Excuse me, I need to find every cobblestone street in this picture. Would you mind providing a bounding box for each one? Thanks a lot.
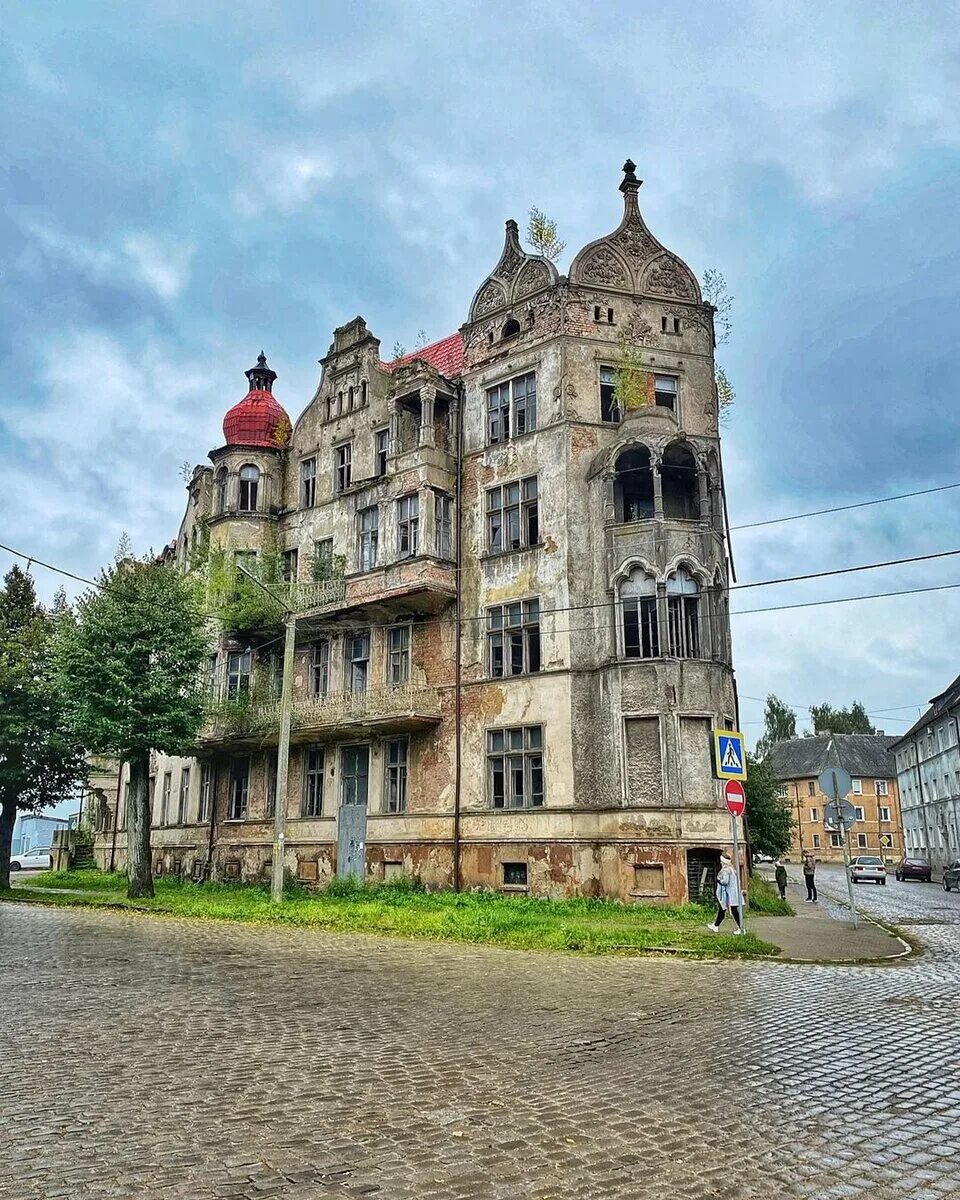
[2,875,959,1200]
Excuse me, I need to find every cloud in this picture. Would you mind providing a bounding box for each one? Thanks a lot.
[232,146,339,218]
[120,233,194,301]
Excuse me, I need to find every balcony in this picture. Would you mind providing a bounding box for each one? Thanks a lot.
[200,685,443,746]
[276,577,347,616]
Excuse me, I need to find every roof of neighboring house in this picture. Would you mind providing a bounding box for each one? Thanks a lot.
[891,671,960,747]
[383,332,464,379]
[768,734,898,781]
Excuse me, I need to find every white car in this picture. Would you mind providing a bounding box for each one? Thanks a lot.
[849,855,886,885]
[9,847,52,871]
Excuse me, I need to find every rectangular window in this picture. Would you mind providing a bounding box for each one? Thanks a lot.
[486,476,539,553]
[939,726,948,751]
[879,806,891,822]
[385,738,408,813]
[374,427,390,477]
[875,779,888,796]
[397,494,420,558]
[435,492,453,559]
[228,757,249,820]
[335,442,352,492]
[932,778,939,800]
[776,784,787,799]
[486,372,537,444]
[855,806,865,821]
[488,599,541,677]
[810,807,819,822]
[852,778,863,795]
[502,861,528,887]
[358,506,379,571]
[177,768,190,825]
[654,374,678,410]
[198,764,213,823]
[310,640,330,698]
[226,649,252,699]
[313,538,334,580]
[857,833,868,849]
[661,315,683,335]
[265,755,277,819]
[303,747,324,817]
[387,625,411,686]
[599,366,621,423]
[830,832,843,848]
[667,592,700,659]
[487,725,544,809]
[206,653,219,696]
[812,833,821,848]
[282,548,299,582]
[300,457,317,507]
[160,772,172,825]
[623,594,659,659]
[347,631,370,693]
[340,745,370,806]
[808,781,816,796]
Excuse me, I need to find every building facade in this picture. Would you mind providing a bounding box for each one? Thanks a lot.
[892,673,960,877]
[95,162,740,903]
[769,735,903,863]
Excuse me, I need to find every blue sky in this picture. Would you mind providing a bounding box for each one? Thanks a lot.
[2,0,960,747]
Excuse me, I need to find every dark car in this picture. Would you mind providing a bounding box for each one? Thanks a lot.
[896,857,932,883]
[943,860,960,892]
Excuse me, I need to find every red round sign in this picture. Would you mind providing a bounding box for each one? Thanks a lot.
[724,779,746,816]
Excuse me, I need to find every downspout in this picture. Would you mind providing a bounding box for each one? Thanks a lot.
[452,386,464,892]
[108,762,123,872]
[206,762,218,880]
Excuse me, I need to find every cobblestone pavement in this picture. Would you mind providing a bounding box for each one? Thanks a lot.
[2,880,959,1200]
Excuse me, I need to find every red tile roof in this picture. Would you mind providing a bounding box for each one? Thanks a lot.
[383,332,464,379]
[223,389,292,448]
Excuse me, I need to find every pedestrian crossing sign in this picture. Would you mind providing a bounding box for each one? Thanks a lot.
[713,729,747,781]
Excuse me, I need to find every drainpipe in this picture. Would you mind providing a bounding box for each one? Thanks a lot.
[452,387,464,892]
[206,762,218,879]
[108,762,123,873]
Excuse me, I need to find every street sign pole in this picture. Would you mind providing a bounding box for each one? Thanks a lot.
[833,776,859,930]
[730,810,745,935]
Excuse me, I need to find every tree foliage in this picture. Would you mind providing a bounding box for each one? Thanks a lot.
[0,566,87,888]
[744,753,793,858]
[754,693,798,759]
[809,701,876,735]
[526,207,566,262]
[701,268,735,423]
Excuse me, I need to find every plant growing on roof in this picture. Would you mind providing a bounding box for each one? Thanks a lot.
[526,207,566,262]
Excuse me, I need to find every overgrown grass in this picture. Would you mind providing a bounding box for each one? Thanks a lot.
[9,869,783,958]
[748,874,794,916]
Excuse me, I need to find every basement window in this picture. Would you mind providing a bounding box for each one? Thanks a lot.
[503,862,528,887]
[633,863,665,893]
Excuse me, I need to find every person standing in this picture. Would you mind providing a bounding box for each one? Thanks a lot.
[802,851,817,902]
[774,859,788,901]
[707,853,744,935]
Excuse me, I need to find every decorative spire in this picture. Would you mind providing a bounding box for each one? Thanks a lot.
[495,219,525,279]
[619,158,642,220]
[245,350,276,394]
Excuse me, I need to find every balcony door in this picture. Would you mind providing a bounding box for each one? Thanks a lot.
[337,745,369,879]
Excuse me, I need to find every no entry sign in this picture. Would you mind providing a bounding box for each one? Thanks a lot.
[724,779,746,816]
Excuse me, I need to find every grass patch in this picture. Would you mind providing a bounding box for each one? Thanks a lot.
[9,869,782,958]
[748,874,794,916]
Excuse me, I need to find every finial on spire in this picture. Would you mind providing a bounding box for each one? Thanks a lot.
[619,158,642,194]
[246,351,277,393]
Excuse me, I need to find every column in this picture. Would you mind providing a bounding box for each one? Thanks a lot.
[419,385,436,448]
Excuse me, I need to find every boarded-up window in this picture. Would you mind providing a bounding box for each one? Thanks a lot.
[624,717,663,804]
[383,861,404,881]
[633,863,665,893]
[297,859,319,882]
[680,717,714,807]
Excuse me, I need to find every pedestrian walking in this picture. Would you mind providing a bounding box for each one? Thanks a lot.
[774,859,788,901]
[802,851,817,902]
[707,854,744,935]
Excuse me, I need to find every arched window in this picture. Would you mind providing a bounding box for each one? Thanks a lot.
[614,447,654,522]
[360,380,368,407]
[662,444,699,520]
[666,567,700,658]
[238,464,260,512]
[501,318,521,339]
[348,385,355,410]
[214,467,227,514]
[620,568,659,659]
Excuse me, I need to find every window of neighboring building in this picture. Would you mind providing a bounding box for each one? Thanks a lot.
[666,568,701,659]
[852,778,863,795]
[300,457,317,507]
[310,640,330,698]
[387,625,411,686]
[385,738,408,813]
[346,632,370,693]
[228,758,249,820]
[486,372,537,444]
[808,781,816,796]
[939,726,948,751]
[857,833,868,849]
[160,772,172,825]
[375,428,389,477]
[776,784,787,799]
[855,806,865,821]
[810,807,819,822]
[486,476,539,553]
[654,374,678,410]
[335,442,352,492]
[397,494,420,558]
[238,464,260,512]
[830,832,843,848]
[358,506,379,571]
[265,755,277,819]
[488,725,544,809]
[488,599,541,677]
[875,779,888,796]
[303,747,324,817]
[879,806,891,822]
[621,568,659,659]
[177,768,190,825]
[599,366,621,423]
[435,492,453,559]
[226,649,252,699]
[282,548,299,582]
[215,467,228,514]
[812,833,821,848]
[198,764,213,824]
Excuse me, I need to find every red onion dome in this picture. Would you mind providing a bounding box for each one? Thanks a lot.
[222,352,291,448]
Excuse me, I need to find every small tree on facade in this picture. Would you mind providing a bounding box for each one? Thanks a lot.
[701,268,735,422]
[526,207,566,262]
[744,753,793,858]
[0,566,87,890]
[54,551,208,898]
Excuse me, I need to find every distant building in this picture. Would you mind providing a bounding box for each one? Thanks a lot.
[768,735,903,863]
[12,812,78,855]
[891,674,960,876]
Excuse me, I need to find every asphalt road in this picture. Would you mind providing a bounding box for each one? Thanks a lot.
[2,872,958,1200]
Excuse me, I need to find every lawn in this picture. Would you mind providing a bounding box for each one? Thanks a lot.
[6,870,784,958]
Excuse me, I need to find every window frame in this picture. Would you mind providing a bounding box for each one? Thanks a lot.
[265,755,278,819]
[374,427,390,478]
[397,493,420,559]
[346,631,371,694]
[226,648,252,700]
[851,778,863,795]
[599,365,621,423]
[334,442,353,493]
[198,763,213,824]
[310,639,330,698]
[228,757,249,821]
[654,373,679,410]
[357,505,379,571]
[387,624,411,687]
[238,464,260,512]
[485,371,537,445]
[435,491,453,559]
[487,725,544,810]
[177,768,190,826]
[879,805,891,822]
[160,771,172,825]
[486,476,539,554]
[282,548,299,583]
[384,737,409,814]
[666,568,701,659]
[300,457,317,508]
[302,746,325,817]
[488,599,541,678]
[875,779,888,796]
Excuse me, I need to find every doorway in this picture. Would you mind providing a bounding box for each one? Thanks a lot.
[337,745,369,880]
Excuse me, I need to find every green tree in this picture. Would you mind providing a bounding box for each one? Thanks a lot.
[744,753,793,858]
[54,551,208,898]
[754,693,798,759]
[809,701,876,735]
[701,268,735,421]
[526,207,566,262]
[0,566,86,889]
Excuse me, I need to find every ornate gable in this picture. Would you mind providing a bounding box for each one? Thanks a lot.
[467,219,559,323]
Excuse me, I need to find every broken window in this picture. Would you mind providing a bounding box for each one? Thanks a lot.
[600,366,621,423]
[614,447,654,521]
[387,625,411,686]
[301,747,324,817]
[488,599,541,677]
[385,738,408,813]
[300,457,317,507]
[310,640,330,698]
[228,757,249,820]
[661,443,699,520]
[357,506,379,571]
[620,568,659,659]
[397,494,420,558]
[265,755,277,819]
[215,467,228,514]
[198,763,213,823]
[435,492,453,558]
[666,568,701,659]
[486,372,537,444]
[501,318,521,339]
[374,428,389,477]
[313,538,334,580]
[340,745,369,806]
[282,548,298,582]
[335,442,352,492]
[238,464,260,512]
[502,861,528,886]
[177,768,190,825]
[654,373,678,409]
[486,476,539,553]
[488,726,544,809]
[346,631,370,693]
[226,648,252,699]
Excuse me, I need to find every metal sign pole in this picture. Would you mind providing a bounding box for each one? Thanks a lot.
[833,774,858,929]
[731,811,745,935]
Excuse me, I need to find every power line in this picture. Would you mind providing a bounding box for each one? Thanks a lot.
[731,481,960,531]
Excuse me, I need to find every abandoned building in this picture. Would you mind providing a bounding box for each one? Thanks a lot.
[93,161,740,903]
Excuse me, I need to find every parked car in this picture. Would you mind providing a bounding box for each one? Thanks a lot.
[8,847,52,871]
[943,861,960,892]
[895,857,932,883]
[849,855,887,884]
